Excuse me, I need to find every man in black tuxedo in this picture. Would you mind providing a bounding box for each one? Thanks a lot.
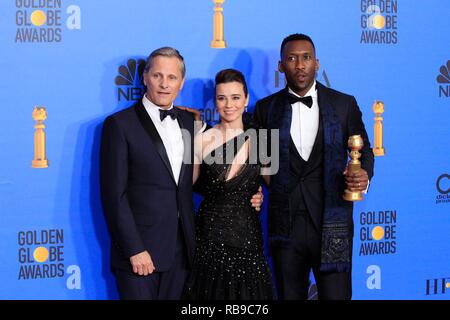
[101,47,263,300]
[254,34,374,300]
[100,47,194,300]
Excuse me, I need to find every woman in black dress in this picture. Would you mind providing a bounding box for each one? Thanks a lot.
[183,69,273,300]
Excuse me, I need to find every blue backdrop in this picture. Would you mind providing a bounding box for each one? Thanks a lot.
[1,0,449,299]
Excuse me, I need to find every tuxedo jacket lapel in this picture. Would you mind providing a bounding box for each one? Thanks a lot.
[176,109,192,185]
[134,101,176,184]
[316,82,343,149]
[288,135,305,178]
[316,81,347,198]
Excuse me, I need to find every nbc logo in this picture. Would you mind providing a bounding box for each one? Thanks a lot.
[437,60,450,98]
[115,59,146,103]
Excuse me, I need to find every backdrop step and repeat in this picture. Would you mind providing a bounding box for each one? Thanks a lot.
[0,0,449,300]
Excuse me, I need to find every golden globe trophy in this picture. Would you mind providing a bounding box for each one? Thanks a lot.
[211,0,226,48]
[373,100,385,156]
[32,106,49,168]
[343,135,363,201]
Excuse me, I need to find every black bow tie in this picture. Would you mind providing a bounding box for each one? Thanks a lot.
[159,108,178,121]
[286,93,313,108]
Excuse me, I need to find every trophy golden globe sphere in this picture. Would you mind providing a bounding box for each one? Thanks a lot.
[32,107,47,121]
[372,101,384,114]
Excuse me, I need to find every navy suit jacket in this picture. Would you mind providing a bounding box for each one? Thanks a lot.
[254,82,374,239]
[100,100,195,272]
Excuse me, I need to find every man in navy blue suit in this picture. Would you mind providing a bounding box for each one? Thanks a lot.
[254,34,374,300]
[100,47,262,300]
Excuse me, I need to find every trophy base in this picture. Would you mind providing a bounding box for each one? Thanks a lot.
[32,159,48,168]
[343,190,363,202]
[211,40,226,48]
[373,147,385,156]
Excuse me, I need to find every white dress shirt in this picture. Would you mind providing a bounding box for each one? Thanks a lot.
[142,95,184,185]
[288,84,370,193]
[289,81,319,161]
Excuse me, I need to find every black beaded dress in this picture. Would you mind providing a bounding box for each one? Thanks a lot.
[183,130,273,300]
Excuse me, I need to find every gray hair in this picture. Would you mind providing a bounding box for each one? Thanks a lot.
[143,47,186,78]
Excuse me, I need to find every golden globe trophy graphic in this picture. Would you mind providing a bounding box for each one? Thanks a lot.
[373,100,385,156]
[343,135,363,201]
[32,106,49,168]
[211,0,226,48]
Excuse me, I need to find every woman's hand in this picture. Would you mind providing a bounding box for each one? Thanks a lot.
[250,186,264,212]
[176,106,202,121]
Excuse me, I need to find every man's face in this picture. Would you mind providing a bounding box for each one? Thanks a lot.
[143,56,185,109]
[279,40,319,96]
